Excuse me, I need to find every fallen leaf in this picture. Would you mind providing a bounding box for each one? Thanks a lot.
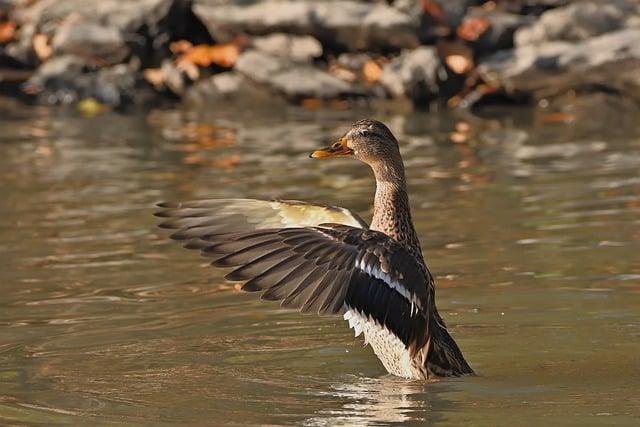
[449,132,468,144]
[169,40,193,54]
[328,63,357,82]
[211,154,241,170]
[330,99,349,110]
[176,42,239,69]
[301,98,323,109]
[421,0,445,21]
[143,68,165,89]
[457,17,491,41]
[455,121,471,133]
[77,98,108,116]
[33,33,52,61]
[445,54,474,74]
[540,112,576,124]
[0,21,16,43]
[176,60,199,81]
[362,59,382,83]
[482,1,497,11]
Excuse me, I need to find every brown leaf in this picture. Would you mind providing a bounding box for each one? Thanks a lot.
[445,54,474,74]
[143,68,165,89]
[455,121,471,133]
[301,98,323,109]
[176,42,239,69]
[33,33,52,61]
[362,59,382,83]
[540,112,576,124]
[212,154,241,170]
[457,17,491,41]
[169,40,193,55]
[449,132,468,144]
[328,62,357,82]
[0,21,16,43]
[421,0,445,21]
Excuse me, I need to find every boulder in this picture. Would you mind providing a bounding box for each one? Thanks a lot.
[515,0,640,46]
[234,49,365,100]
[479,28,640,100]
[380,46,440,102]
[5,0,176,66]
[251,33,322,62]
[51,20,128,65]
[462,10,533,54]
[22,54,138,105]
[193,0,419,51]
[183,71,285,106]
[336,53,374,72]
[10,0,175,34]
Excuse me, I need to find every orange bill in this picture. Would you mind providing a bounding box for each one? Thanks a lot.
[309,137,353,158]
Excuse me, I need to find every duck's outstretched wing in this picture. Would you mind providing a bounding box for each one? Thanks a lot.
[156,210,433,358]
[155,199,367,244]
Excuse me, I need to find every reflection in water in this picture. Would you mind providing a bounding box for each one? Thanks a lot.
[0,105,639,425]
[307,376,439,426]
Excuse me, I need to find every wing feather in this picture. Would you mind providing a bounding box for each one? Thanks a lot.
[156,202,433,355]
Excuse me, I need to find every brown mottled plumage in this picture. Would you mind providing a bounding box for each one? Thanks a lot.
[155,119,473,380]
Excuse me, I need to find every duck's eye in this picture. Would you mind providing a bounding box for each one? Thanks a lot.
[332,142,342,149]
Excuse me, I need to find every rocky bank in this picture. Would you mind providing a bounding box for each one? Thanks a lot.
[0,0,639,111]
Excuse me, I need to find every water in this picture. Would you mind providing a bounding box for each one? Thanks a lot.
[1,100,639,425]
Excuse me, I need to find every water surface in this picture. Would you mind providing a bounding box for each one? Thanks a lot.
[1,101,639,425]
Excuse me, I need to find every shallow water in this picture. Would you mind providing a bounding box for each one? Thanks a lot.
[1,101,639,426]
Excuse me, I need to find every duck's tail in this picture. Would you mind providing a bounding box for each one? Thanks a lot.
[426,319,474,377]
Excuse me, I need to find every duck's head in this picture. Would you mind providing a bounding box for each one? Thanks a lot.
[310,119,401,167]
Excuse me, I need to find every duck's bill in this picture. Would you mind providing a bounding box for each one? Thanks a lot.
[309,138,353,158]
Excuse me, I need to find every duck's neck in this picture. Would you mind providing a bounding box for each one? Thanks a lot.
[370,160,423,261]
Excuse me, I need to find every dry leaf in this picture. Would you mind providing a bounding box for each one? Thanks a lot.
[212,154,241,170]
[143,68,165,89]
[328,62,357,82]
[176,42,239,69]
[301,98,323,109]
[170,40,193,54]
[445,54,473,74]
[455,121,471,133]
[330,99,349,110]
[77,97,108,116]
[33,33,52,61]
[0,21,16,43]
[362,59,382,83]
[540,112,576,124]
[457,17,491,41]
[449,132,468,144]
[421,0,445,21]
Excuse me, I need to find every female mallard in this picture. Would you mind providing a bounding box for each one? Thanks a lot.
[155,119,474,380]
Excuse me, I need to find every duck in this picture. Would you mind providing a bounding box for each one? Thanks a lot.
[155,119,474,380]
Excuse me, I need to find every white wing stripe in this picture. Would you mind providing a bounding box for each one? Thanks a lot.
[355,256,421,311]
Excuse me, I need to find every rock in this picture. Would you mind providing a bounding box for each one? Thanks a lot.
[0,0,16,15]
[515,0,640,46]
[336,53,373,71]
[153,58,186,96]
[462,10,533,54]
[183,71,284,106]
[251,33,322,62]
[22,54,138,105]
[5,0,176,66]
[11,0,175,34]
[77,62,137,106]
[51,20,128,65]
[22,54,87,99]
[380,47,440,102]
[479,28,640,101]
[193,0,419,51]
[234,49,365,100]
